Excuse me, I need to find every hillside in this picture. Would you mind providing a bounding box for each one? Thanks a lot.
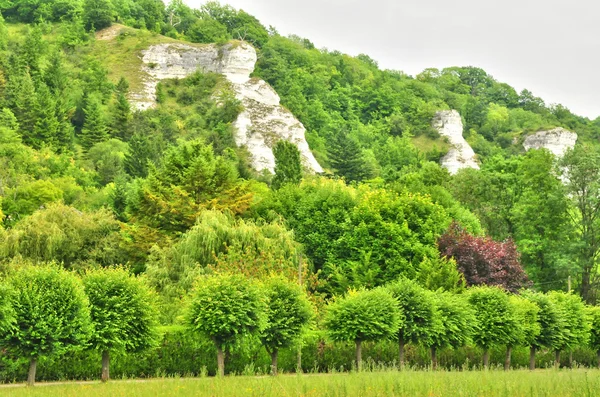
[1,0,600,310]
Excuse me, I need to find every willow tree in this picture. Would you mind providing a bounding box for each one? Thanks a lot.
[146,210,301,305]
[386,278,437,367]
[0,266,91,386]
[521,291,564,370]
[324,288,401,371]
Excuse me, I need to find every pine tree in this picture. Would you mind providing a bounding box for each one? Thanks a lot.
[54,95,75,152]
[0,12,8,51]
[124,133,151,178]
[33,82,59,148]
[110,92,132,140]
[327,131,372,183]
[272,140,302,190]
[116,77,129,95]
[81,96,108,151]
[12,72,37,145]
[44,50,68,94]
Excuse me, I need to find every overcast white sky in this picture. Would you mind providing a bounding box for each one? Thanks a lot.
[186,0,599,120]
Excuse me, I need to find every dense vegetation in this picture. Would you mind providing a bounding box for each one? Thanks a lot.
[1,0,600,383]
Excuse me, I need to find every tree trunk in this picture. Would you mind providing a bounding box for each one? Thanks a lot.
[582,265,591,304]
[297,345,302,374]
[504,346,512,371]
[569,351,573,368]
[482,348,490,369]
[398,335,405,368]
[529,346,536,370]
[597,350,600,369]
[430,346,438,370]
[27,358,37,387]
[101,350,110,382]
[555,350,561,369]
[270,349,279,376]
[217,346,225,377]
[355,340,362,371]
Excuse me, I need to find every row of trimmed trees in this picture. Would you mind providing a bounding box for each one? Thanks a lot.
[2,267,600,385]
[324,278,597,371]
[0,267,313,385]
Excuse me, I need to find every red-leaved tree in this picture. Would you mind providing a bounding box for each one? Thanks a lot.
[438,223,530,292]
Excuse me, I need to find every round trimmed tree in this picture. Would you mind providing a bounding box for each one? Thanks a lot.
[324,288,401,371]
[521,291,564,370]
[467,286,517,368]
[426,292,475,369]
[0,266,91,386]
[504,295,540,370]
[548,291,590,368]
[185,273,265,377]
[260,276,313,375]
[386,278,437,367]
[83,267,159,382]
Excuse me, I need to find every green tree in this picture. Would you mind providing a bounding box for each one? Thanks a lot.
[184,273,265,377]
[504,295,540,370]
[32,82,59,148]
[426,292,475,369]
[327,131,372,183]
[467,286,518,368]
[386,278,437,367]
[260,276,313,375]
[110,92,132,140]
[522,291,565,370]
[548,291,590,367]
[561,145,600,303]
[587,306,600,368]
[324,288,401,371]
[0,283,15,335]
[272,140,302,190]
[124,132,151,178]
[87,138,129,185]
[81,95,109,151]
[83,0,113,31]
[0,265,91,386]
[83,267,159,382]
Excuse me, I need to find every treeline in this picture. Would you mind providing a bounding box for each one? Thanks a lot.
[2,265,600,385]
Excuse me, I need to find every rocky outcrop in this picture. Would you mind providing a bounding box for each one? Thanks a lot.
[523,128,577,157]
[433,110,479,174]
[133,42,323,173]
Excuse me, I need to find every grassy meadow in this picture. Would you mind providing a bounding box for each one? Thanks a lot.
[2,369,600,397]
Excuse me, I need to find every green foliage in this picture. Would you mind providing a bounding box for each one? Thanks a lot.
[428,292,475,350]
[0,265,91,360]
[87,138,129,185]
[83,0,113,31]
[385,278,437,346]
[548,291,590,352]
[324,287,401,343]
[271,140,302,190]
[260,276,313,353]
[185,273,265,350]
[0,282,15,334]
[467,286,518,350]
[327,131,373,183]
[417,255,465,293]
[521,291,564,351]
[83,267,159,354]
[1,203,124,269]
[507,295,541,348]
[81,95,109,151]
[587,306,600,353]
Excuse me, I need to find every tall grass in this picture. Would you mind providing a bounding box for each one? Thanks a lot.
[3,369,600,397]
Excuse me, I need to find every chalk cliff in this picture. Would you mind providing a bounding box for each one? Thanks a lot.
[132,42,323,173]
[432,110,479,174]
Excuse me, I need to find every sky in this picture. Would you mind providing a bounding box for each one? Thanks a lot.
[185,0,600,120]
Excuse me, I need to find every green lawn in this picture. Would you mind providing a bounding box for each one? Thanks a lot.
[2,369,600,397]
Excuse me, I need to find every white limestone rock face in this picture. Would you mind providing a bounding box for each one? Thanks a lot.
[134,42,323,173]
[433,110,479,175]
[523,128,577,157]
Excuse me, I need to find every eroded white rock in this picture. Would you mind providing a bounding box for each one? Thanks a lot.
[133,42,322,173]
[433,110,479,175]
[523,128,577,157]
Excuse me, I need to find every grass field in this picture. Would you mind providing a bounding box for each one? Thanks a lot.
[2,369,600,397]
